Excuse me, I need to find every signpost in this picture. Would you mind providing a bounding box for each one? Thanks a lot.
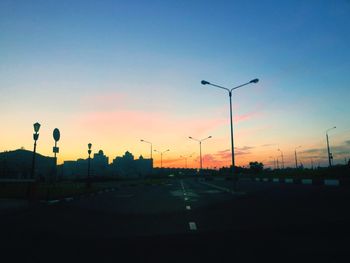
[53,128,60,181]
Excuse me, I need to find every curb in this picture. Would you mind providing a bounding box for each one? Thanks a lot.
[255,177,342,187]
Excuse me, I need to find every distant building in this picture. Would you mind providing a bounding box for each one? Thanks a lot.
[92,150,109,176]
[62,150,109,179]
[0,149,55,180]
[111,151,152,178]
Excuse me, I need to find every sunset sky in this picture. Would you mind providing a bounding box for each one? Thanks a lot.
[1,1,349,169]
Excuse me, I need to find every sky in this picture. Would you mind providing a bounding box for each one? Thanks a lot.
[1,0,350,169]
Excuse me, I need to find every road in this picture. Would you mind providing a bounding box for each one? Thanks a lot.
[1,177,349,262]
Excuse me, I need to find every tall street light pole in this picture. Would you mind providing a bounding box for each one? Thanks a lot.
[294,145,301,169]
[140,139,153,160]
[154,149,169,168]
[31,122,41,179]
[277,148,284,169]
[326,126,336,167]
[87,143,92,188]
[189,136,212,171]
[201,78,259,187]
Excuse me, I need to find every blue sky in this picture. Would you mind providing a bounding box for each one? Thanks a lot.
[1,0,349,167]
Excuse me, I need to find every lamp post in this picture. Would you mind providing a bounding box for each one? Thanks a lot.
[294,145,301,169]
[188,136,212,171]
[269,156,276,170]
[140,139,153,160]
[31,122,41,179]
[53,128,60,181]
[201,78,259,186]
[87,143,92,188]
[154,149,169,168]
[277,148,284,169]
[326,126,336,167]
[180,154,193,169]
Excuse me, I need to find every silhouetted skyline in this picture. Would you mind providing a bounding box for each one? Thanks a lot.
[1,1,349,168]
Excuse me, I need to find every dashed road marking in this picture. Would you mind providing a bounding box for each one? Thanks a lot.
[302,179,312,185]
[184,197,188,201]
[186,205,191,210]
[324,179,339,186]
[64,197,74,202]
[48,200,60,205]
[189,222,197,231]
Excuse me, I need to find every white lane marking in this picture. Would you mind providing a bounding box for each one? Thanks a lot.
[272,178,279,183]
[285,178,294,184]
[189,222,197,231]
[64,197,74,202]
[302,179,312,185]
[255,178,260,182]
[263,178,269,182]
[48,200,60,205]
[324,179,339,186]
[186,205,191,210]
[184,197,188,201]
[184,192,187,195]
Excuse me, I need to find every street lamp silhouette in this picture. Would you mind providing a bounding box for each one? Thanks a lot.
[326,126,336,167]
[87,143,92,188]
[52,128,60,181]
[31,122,41,179]
[269,156,276,170]
[189,136,212,171]
[154,149,169,168]
[180,154,193,169]
[294,145,301,169]
[140,139,153,160]
[201,78,259,186]
[277,148,284,169]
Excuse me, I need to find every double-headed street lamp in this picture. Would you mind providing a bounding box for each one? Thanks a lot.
[189,136,212,171]
[140,139,153,160]
[201,78,259,184]
[31,122,41,179]
[179,154,193,169]
[277,148,285,169]
[326,126,336,167]
[294,145,301,169]
[154,149,169,168]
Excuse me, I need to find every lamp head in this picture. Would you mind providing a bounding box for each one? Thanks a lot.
[250,78,259,83]
[88,143,92,150]
[201,80,210,85]
[140,139,144,142]
[33,122,41,133]
[208,136,212,138]
[189,136,192,139]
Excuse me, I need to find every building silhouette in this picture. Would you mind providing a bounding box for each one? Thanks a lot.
[0,149,55,180]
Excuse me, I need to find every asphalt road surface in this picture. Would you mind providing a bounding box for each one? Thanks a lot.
[1,178,349,262]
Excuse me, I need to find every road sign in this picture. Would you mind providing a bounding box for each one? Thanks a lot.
[53,128,60,142]
[53,146,59,153]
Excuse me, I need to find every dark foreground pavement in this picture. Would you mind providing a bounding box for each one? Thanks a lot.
[1,178,349,262]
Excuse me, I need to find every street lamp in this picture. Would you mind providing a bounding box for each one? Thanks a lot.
[140,139,153,160]
[52,128,60,182]
[277,148,284,169]
[201,78,259,186]
[31,122,41,179]
[294,145,301,169]
[154,149,169,168]
[189,136,212,171]
[87,143,92,188]
[326,126,336,167]
[180,154,193,169]
[269,156,276,170]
